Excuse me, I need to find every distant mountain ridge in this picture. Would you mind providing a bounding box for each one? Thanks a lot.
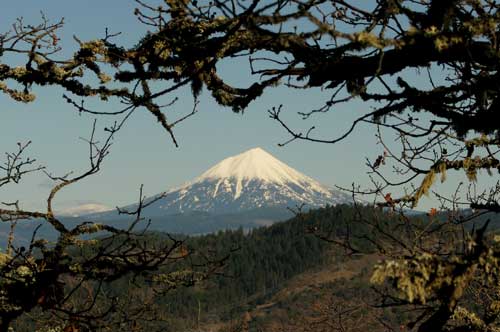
[98,147,352,218]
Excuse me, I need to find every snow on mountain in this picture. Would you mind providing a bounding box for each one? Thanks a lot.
[138,147,352,215]
[58,203,112,217]
[194,147,331,199]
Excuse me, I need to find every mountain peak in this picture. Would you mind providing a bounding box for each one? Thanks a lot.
[242,147,268,156]
[197,147,305,183]
[192,147,330,199]
[243,146,266,152]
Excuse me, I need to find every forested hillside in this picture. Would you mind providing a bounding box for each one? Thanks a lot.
[13,202,495,331]
[12,204,390,331]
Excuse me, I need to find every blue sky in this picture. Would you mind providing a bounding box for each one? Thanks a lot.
[0,1,468,213]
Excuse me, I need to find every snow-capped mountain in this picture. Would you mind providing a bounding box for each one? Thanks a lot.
[134,147,351,215]
[0,148,354,245]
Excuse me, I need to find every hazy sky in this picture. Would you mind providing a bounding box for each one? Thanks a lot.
[0,1,467,213]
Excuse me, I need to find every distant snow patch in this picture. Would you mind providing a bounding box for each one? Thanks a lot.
[58,203,112,217]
